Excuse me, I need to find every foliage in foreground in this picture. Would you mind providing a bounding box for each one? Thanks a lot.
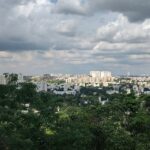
[0,83,150,150]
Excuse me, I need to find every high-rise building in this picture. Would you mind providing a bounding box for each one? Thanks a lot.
[90,71,112,78]
[18,73,24,83]
[0,75,7,85]
[90,71,101,78]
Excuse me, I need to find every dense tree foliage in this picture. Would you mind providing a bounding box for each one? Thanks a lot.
[0,84,150,149]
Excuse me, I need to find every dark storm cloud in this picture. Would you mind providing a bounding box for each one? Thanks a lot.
[54,0,150,22]
[88,0,150,22]
[1,0,150,23]
[0,40,48,51]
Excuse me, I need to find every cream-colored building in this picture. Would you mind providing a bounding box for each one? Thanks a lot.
[66,71,113,86]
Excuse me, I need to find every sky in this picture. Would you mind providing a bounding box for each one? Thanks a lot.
[0,0,150,75]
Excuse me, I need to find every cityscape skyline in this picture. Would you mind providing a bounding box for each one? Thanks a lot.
[0,0,150,74]
[0,70,150,77]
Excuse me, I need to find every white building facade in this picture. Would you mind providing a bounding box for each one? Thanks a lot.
[0,75,7,85]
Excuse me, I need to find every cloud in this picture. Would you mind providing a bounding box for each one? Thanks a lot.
[87,0,150,22]
[50,0,150,22]
[0,0,93,51]
[0,51,12,59]
[52,0,86,15]
[129,54,150,61]
[55,20,77,36]
[49,0,150,22]
[96,15,150,43]
[0,0,150,74]
[0,0,52,51]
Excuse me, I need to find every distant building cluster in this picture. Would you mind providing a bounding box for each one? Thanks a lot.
[66,71,113,87]
[90,71,112,78]
[34,81,80,95]
[1,71,150,96]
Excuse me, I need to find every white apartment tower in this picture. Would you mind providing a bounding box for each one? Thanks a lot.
[0,75,7,85]
[17,73,24,83]
[90,71,112,78]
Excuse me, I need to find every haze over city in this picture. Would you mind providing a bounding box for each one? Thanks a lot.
[0,0,150,75]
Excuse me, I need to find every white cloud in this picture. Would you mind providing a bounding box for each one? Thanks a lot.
[96,15,150,43]
[129,54,150,60]
[0,51,12,58]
